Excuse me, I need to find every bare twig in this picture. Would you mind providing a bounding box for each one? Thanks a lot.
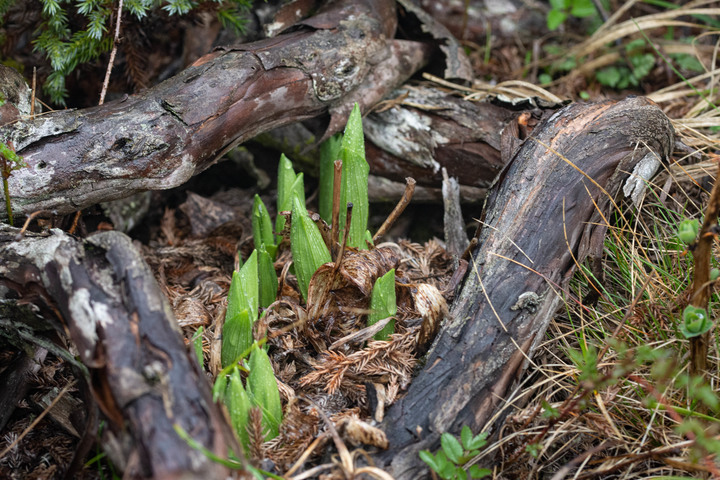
[372,177,416,243]
[99,0,124,105]
[689,156,720,376]
[331,160,342,258]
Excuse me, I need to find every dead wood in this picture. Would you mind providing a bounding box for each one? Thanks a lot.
[377,96,676,479]
[0,226,242,479]
[0,0,428,219]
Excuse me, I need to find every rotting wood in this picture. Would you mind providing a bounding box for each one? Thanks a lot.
[0,226,244,479]
[376,96,676,479]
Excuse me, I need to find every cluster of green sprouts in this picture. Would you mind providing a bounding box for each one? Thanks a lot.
[677,218,715,339]
[208,104,401,458]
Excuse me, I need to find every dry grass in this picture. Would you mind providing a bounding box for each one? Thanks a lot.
[468,12,720,476]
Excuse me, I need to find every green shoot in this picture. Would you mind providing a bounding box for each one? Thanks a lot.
[227,250,259,322]
[290,195,331,300]
[226,366,252,450]
[319,133,342,223]
[368,268,397,340]
[252,194,276,258]
[221,309,253,369]
[275,154,305,243]
[257,245,278,310]
[338,103,370,249]
[247,344,283,441]
[0,141,26,226]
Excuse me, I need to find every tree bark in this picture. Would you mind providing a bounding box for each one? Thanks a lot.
[1,0,428,219]
[0,227,243,479]
[377,96,676,479]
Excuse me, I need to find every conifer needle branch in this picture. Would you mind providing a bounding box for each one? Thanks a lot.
[99,0,124,106]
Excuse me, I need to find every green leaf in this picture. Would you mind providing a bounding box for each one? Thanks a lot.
[466,431,488,451]
[541,399,560,419]
[319,133,342,223]
[630,53,655,80]
[549,0,567,9]
[419,450,440,473]
[468,465,492,478]
[711,268,719,281]
[212,373,227,403]
[678,219,699,245]
[680,305,712,339]
[570,0,597,17]
[338,103,370,249]
[671,53,704,73]
[547,10,567,30]
[440,433,463,465]
[226,367,252,450]
[192,326,204,369]
[596,66,621,88]
[460,425,473,451]
[221,309,253,368]
[252,194,275,253]
[368,269,396,340]
[290,195,332,300]
[257,246,279,309]
[247,345,283,440]
[227,250,259,322]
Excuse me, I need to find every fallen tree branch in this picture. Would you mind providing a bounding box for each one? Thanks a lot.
[0,227,241,478]
[377,96,676,479]
[0,0,428,219]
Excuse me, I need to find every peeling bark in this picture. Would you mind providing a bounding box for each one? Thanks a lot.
[377,96,676,479]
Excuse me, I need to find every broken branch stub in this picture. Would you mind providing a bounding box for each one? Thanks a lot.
[378,97,675,479]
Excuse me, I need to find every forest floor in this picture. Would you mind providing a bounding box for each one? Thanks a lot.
[1,1,720,479]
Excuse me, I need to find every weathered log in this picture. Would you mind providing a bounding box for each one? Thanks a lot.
[377,96,676,479]
[0,0,428,219]
[0,227,242,479]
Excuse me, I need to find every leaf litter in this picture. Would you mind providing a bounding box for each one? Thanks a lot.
[141,186,455,474]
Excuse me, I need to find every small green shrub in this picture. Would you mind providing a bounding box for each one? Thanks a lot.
[419,427,491,479]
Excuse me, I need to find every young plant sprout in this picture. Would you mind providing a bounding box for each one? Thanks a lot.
[368,268,397,340]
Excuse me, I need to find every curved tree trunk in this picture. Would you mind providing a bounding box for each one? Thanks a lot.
[377,96,676,478]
